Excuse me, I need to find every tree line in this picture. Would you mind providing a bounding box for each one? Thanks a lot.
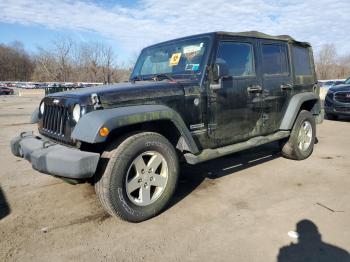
[0,37,133,83]
[1,38,350,82]
[315,44,350,80]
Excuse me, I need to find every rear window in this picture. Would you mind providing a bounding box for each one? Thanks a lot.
[262,44,289,75]
[292,46,312,76]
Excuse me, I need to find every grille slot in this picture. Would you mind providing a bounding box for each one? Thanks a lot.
[334,92,350,103]
[43,104,69,136]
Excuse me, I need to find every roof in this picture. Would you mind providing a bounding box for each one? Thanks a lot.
[215,31,310,46]
[146,31,311,49]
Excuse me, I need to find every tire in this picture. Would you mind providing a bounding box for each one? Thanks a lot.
[280,110,316,160]
[95,132,179,222]
[326,113,338,120]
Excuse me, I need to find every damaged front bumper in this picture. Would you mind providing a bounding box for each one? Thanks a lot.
[10,132,100,179]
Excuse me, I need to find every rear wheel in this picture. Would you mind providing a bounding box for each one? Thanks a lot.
[95,132,179,222]
[280,110,316,160]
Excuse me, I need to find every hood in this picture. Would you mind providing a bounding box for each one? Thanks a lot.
[47,80,185,107]
[329,84,350,93]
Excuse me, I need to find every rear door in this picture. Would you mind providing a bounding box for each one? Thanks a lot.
[259,40,292,134]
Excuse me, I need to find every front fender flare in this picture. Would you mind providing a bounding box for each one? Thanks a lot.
[31,108,39,124]
[71,105,199,154]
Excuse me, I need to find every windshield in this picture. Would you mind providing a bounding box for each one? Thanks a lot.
[131,37,210,80]
[345,77,350,84]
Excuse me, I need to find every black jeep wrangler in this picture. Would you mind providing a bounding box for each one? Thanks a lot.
[11,31,322,222]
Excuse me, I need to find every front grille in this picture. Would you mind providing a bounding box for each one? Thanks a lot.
[335,107,350,112]
[42,104,69,136]
[334,92,350,103]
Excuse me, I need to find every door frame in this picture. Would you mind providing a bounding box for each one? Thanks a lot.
[206,35,265,146]
[257,39,293,134]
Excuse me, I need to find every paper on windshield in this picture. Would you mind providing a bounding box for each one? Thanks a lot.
[169,52,182,66]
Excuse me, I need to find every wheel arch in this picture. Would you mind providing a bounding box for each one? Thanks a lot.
[279,92,320,130]
[72,105,199,154]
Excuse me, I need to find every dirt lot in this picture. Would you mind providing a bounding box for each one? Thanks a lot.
[0,95,349,262]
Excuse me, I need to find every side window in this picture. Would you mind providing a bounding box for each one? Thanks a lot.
[292,46,312,76]
[262,44,289,75]
[216,42,255,77]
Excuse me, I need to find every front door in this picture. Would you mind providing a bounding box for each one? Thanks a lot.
[208,38,264,147]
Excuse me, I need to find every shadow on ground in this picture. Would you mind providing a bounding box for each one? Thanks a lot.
[0,185,10,220]
[168,141,282,209]
[277,219,350,262]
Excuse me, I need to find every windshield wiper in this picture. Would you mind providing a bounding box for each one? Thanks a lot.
[153,73,176,82]
[131,74,178,83]
[130,75,143,83]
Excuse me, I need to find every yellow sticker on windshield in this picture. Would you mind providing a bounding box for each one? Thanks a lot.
[169,52,181,66]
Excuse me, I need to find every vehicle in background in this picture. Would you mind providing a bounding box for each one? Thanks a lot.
[334,80,344,86]
[47,83,61,88]
[16,83,26,88]
[318,79,345,89]
[324,81,335,88]
[38,83,49,89]
[0,87,14,95]
[324,77,350,120]
[7,83,17,87]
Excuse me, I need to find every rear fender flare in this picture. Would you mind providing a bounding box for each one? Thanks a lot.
[279,92,320,130]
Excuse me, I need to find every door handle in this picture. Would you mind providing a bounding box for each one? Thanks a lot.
[280,84,293,91]
[247,85,263,93]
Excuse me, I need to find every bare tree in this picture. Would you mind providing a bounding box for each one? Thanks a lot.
[100,45,115,84]
[1,36,136,83]
[316,44,337,80]
[33,47,60,81]
[53,36,74,82]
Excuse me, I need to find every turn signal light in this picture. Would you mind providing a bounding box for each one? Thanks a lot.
[99,127,109,137]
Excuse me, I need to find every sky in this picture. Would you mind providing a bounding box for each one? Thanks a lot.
[0,0,349,63]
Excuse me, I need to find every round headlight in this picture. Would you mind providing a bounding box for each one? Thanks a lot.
[40,102,45,114]
[73,104,81,122]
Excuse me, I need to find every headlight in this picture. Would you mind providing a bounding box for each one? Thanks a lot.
[73,104,81,122]
[40,102,45,114]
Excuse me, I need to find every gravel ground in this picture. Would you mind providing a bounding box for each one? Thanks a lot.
[0,95,349,262]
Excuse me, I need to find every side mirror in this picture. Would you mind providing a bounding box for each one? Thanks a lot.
[210,63,229,90]
[213,63,229,81]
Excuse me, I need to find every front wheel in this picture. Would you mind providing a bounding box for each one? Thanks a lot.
[95,132,179,222]
[280,110,316,160]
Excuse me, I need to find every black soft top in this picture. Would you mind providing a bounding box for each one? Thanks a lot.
[146,31,311,49]
[216,31,310,46]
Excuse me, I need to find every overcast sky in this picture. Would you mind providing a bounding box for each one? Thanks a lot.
[0,0,349,62]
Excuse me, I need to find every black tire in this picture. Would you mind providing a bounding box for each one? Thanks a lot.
[326,113,338,120]
[280,110,316,160]
[95,132,179,222]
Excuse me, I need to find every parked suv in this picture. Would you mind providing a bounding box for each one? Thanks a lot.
[324,77,350,120]
[11,31,322,222]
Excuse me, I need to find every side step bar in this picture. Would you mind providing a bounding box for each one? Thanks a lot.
[184,131,290,165]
